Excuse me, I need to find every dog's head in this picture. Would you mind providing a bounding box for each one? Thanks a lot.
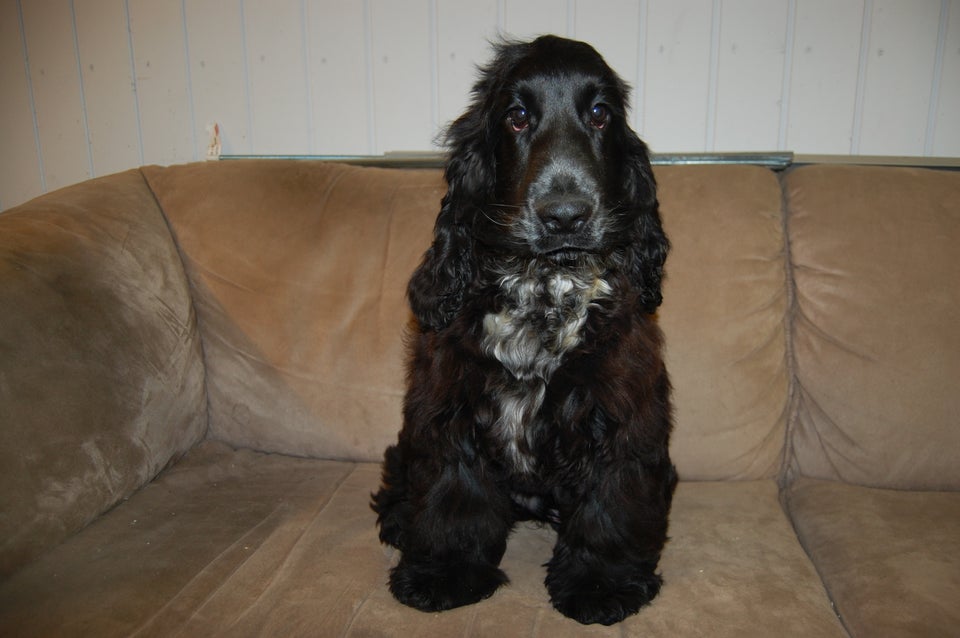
[410,35,668,331]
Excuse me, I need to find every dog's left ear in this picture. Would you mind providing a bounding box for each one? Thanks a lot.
[623,135,669,314]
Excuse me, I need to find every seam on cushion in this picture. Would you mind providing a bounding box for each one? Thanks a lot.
[777,170,851,635]
[376,178,404,304]
[126,497,298,638]
[138,166,213,443]
[777,167,802,493]
[133,460,359,636]
[337,587,374,638]
[781,480,851,635]
[531,608,545,637]
[220,462,360,632]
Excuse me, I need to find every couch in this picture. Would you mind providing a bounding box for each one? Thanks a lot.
[0,158,957,637]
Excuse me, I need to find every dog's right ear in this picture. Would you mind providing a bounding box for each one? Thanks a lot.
[409,52,504,331]
[407,201,474,332]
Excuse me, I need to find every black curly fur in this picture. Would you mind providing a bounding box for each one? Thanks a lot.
[372,35,676,626]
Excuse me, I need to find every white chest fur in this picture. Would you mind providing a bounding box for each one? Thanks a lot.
[480,263,611,472]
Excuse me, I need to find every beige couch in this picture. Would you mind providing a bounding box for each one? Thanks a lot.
[0,159,957,637]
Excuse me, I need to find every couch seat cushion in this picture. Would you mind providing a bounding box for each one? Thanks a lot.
[0,443,842,636]
[786,478,960,637]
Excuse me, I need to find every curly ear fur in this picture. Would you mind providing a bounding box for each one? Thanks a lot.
[407,205,474,331]
[408,87,494,332]
[622,134,669,314]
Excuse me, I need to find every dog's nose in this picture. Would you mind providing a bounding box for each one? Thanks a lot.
[537,197,592,234]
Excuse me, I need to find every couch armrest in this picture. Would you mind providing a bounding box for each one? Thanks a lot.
[0,170,207,576]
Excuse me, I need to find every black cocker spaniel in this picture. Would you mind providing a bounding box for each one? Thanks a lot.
[372,35,677,626]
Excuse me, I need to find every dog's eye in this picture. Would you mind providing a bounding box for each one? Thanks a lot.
[507,108,530,132]
[589,104,610,129]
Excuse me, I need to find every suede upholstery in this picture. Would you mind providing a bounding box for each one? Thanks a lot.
[0,170,206,576]
[785,479,960,638]
[657,165,789,480]
[785,165,960,489]
[139,162,439,462]
[0,160,957,636]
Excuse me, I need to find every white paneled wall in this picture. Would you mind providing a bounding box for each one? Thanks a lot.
[2,0,958,209]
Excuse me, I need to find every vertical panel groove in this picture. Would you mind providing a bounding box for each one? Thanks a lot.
[636,0,648,135]
[300,0,315,154]
[17,0,46,192]
[363,0,375,154]
[180,0,198,161]
[429,0,440,142]
[851,0,873,154]
[239,0,255,151]
[778,0,797,151]
[925,0,950,156]
[706,0,722,151]
[69,0,94,176]
[123,0,145,166]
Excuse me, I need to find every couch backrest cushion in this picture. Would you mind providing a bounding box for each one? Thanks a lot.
[657,166,790,480]
[142,161,439,461]
[144,161,791,480]
[785,165,960,490]
[0,170,207,576]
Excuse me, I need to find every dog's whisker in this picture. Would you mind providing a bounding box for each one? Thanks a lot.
[479,207,514,228]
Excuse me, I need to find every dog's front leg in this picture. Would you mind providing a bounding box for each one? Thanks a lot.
[381,445,514,612]
[545,454,676,625]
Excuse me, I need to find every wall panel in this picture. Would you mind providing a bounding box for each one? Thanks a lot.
[931,0,959,156]
[713,0,790,151]
[307,0,371,154]
[243,0,312,154]
[128,0,195,165]
[74,0,142,174]
[504,0,569,39]
[643,0,713,152]
[3,0,959,210]
[369,0,435,153]
[185,0,251,156]
[786,0,863,154]
[858,0,942,155]
[21,0,90,190]
[0,1,43,209]
[436,0,500,134]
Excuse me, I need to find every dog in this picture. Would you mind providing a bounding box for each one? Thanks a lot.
[371,35,676,626]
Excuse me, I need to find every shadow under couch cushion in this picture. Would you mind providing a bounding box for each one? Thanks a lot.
[785,478,960,638]
[0,443,842,637]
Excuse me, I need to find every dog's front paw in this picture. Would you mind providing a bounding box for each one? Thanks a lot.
[389,558,508,612]
[547,568,662,625]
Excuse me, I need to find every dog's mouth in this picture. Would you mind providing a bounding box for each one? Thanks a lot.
[542,245,593,263]
[535,230,603,259]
